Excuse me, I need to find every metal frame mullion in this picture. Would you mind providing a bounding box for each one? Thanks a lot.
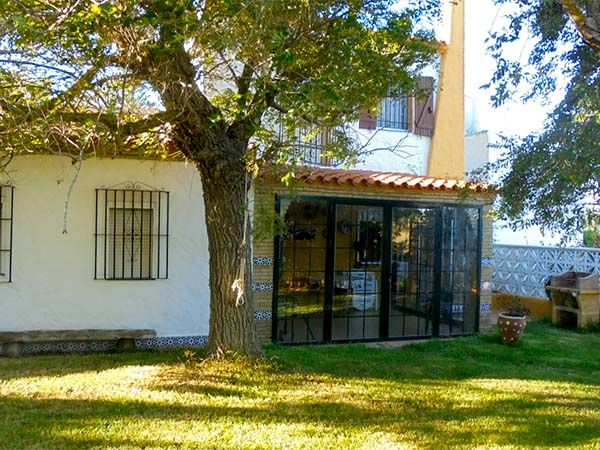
[271,195,282,342]
[380,205,392,339]
[475,207,483,332]
[432,207,443,337]
[323,200,336,343]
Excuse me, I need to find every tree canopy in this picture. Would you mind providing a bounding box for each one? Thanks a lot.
[487,0,600,239]
[0,0,439,354]
[0,0,438,167]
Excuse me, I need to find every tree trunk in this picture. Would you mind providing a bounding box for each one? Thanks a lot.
[195,143,260,357]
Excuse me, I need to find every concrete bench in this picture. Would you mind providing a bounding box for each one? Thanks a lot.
[0,329,157,357]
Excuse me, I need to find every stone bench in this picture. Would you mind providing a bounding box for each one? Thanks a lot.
[0,329,157,357]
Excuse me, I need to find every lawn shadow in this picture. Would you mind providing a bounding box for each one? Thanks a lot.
[1,322,599,448]
[0,349,189,381]
[1,381,599,449]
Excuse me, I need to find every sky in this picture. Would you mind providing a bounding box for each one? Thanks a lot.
[461,0,567,246]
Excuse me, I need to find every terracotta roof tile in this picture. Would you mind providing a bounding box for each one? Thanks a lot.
[263,166,491,193]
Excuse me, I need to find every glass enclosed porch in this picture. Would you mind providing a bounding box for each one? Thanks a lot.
[273,196,482,344]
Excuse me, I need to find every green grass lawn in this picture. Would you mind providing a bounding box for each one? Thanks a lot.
[1,321,599,449]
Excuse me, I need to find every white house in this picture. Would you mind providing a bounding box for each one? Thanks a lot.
[0,0,493,355]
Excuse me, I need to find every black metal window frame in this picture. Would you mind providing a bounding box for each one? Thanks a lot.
[272,195,483,345]
[94,182,170,280]
[377,96,411,130]
[0,184,14,283]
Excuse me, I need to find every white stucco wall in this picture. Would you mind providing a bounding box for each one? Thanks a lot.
[0,155,209,337]
[349,125,431,174]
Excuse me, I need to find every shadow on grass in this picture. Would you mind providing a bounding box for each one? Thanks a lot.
[0,349,188,381]
[1,380,599,449]
[1,322,599,448]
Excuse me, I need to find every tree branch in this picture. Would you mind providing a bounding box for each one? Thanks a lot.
[0,59,76,77]
[562,0,600,53]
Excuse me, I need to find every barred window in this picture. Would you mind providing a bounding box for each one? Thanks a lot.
[277,120,336,166]
[95,183,169,280]
[0,184,14,283]
[377,96,410,130]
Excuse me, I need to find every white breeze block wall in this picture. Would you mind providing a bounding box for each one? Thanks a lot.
[0,155,210,337]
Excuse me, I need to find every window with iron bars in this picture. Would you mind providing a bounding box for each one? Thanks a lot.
[0,184,14,283]
[377,96,410,130]
[278,123,336,166]
[94,184,169,280]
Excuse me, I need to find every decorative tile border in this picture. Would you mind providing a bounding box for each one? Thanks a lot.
[254,310,272,321]
[480,303,492,313]
[252,281,273,293]
[482,258,493,267]
[253,257,274,266]
[136,335,207,350]
[0,336,209,356]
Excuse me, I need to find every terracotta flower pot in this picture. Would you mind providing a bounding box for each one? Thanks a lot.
[498,313,527,345]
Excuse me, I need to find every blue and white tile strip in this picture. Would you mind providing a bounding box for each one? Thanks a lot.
[254,309,272,320]
[0,336,209,356]
[253,257,274,266]
[136,335,208,350]
[480,303,492,313]
[252,281,273,293]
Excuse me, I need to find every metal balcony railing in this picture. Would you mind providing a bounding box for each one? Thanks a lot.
[278,124,336,167]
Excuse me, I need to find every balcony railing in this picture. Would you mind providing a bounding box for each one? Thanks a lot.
[278,124,336,167]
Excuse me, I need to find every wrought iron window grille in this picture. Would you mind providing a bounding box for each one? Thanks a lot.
[94,182,169,280]
[377,96,410,130]
[277,122,338,167]
[0,183,14,283]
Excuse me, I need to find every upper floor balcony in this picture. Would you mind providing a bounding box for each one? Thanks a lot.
[277,77,435,171]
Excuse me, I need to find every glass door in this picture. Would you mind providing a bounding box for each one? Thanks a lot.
[439,207,481,336]
[389,207,437,338]
[331,204,384,341]
[276,199,328,344]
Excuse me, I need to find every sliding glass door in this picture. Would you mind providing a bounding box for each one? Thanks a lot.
[332,204,384,341]
[389,208,437,338]
[276,199,328,344]
[438,207,481,336]
[273,197,482,344]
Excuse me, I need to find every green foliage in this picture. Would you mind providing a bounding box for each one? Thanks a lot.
[486,1,600,237]
[583,212,600,247]
[0,0,439,168]
[499,296,531,317]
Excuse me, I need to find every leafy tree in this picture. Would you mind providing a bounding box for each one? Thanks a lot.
[486,0,600,239]
[0,0,438,355]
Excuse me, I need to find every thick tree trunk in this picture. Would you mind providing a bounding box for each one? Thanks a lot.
[195,143,260,357]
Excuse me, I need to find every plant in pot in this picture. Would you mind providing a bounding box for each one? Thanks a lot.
[498,298,531,345]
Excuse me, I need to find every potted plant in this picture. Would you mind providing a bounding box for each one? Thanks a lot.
[497,298,531,345]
